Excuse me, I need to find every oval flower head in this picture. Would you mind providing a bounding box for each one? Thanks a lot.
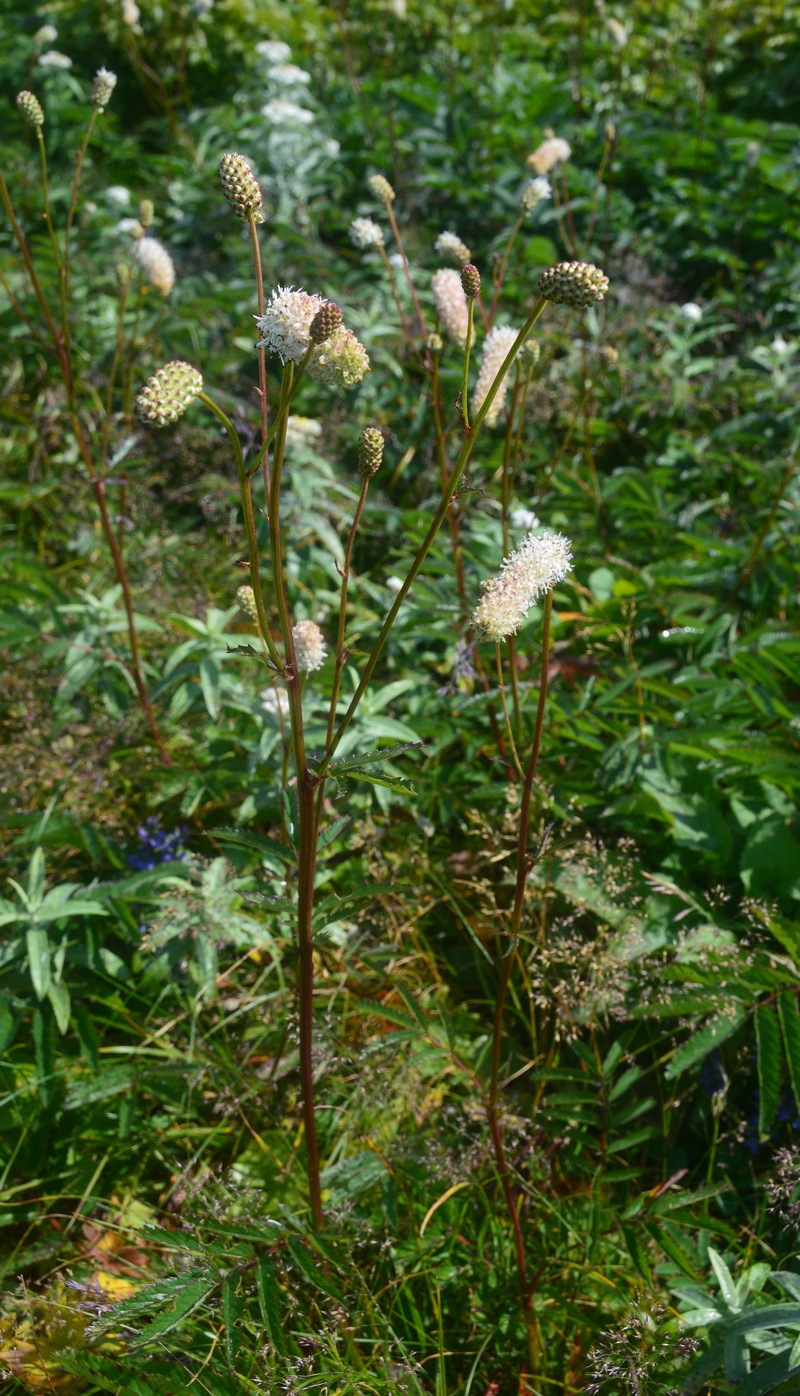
[472,529,573,641]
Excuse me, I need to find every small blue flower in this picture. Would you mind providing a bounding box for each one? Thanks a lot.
[127,817,187,871]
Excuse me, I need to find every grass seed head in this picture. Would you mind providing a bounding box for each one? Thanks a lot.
[472,529,573,639]
[350,217,384,249]
[135,236,175,294]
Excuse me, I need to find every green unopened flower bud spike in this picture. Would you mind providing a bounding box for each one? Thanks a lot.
[218,152,264,223]
[134,360,203,427]
[16,91,44,128]
[537,260,609,308]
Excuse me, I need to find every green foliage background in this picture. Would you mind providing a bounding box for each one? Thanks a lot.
[1,0,800,1392]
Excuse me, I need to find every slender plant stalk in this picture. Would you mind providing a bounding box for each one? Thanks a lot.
[488,212,524,327]
[461,299,474,428]
[198,393,281,671]
[495,645,524,780]
[325,477,370,756]
[384,199,428,345]
[265,368,324,1228]
[248,344,313,479]
[313,476,371,841]
[35,130,62,274]
[200,378,322,1226]
[378,244,424,365]
[248,214,270,470]
[319,298,549,777]
[486,588,553,1313]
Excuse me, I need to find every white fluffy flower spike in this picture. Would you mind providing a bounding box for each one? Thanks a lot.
[135,236,175,295]
[472,530,573,641]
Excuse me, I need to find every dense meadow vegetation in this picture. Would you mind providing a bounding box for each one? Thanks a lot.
[1,0,800,1391]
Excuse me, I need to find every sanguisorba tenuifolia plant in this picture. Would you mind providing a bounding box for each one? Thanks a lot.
[134,148,609,1231]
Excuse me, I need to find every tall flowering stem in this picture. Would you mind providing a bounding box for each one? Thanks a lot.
[266,364,324,1229]
[488,588,553,1347]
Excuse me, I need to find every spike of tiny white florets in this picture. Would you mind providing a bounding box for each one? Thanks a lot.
[434,231,471,266]
[135,236,175,294]
[521,176,551,213]
[472,529,573,640]
[471,326,519,428]
[90,67,117,109]
[350,217,384,249]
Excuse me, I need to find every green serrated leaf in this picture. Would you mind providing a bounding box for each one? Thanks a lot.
[210,826,297,867]
[287,1234,342,1300]
[665,1008,747,1080]
[755,1003,782,1139]
[133,1279,216,1346]
[778,994,800,1117]
[708,1247,736,1306]
[222,1272,244,1362]
[26,926,50,999]
[46,979,70,1034]
[256,1255,286,1355]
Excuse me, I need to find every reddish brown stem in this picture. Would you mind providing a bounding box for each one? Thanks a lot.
[486,589,553,1303]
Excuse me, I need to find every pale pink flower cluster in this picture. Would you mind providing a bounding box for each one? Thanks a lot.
[472,530,573,640]
[472,326,519,428]
[255,287,369,387]
[527,136,571,174]
[431,268,470,345]
[135,236,175,294]
[292,620,327,673]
